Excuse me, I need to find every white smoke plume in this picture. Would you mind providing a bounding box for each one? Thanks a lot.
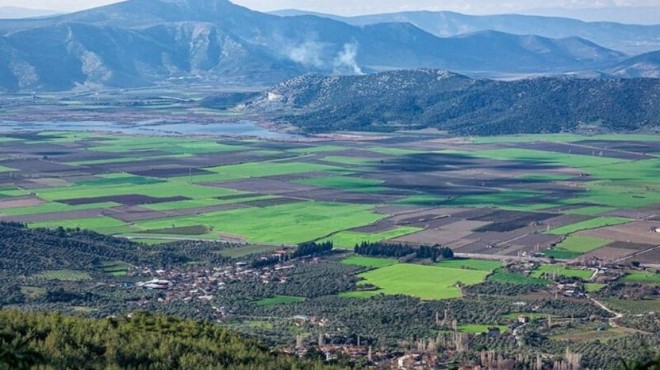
[287,40,325,68]
[284,38,363,75]
[333,42,363,75]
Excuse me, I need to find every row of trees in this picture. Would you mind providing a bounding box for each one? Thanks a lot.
[293,241,334,258]
[354,242,453,261]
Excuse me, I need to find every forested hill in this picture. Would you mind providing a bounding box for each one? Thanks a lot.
[242,69,660,135]
[0,310,342,370]
[0,222,228,277]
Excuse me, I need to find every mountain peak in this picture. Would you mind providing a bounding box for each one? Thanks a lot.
[157,0,237,9]
[53,0,257,28]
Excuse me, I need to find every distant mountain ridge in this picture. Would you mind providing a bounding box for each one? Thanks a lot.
[519,6,660,26]
[609,50,660,78]
[0,6,61,19]
[0,0,633,91]
[239,69,660,135]
[272,9,660,55]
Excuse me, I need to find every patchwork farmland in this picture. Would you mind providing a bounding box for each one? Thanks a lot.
[0,131,658,264]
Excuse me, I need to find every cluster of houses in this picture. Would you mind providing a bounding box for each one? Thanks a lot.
[506,259,641,285]
[128,260,297,305]
[283,340,444,369]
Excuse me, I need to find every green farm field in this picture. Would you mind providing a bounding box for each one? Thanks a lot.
[342,256,399,268]
[355,264,490,300]
[435,259,502,271]
[338,291,382,299]
[458,324,509,334]
[136,201,384,244]
[622,271,660,284]
[545,235,612,259]
[585,283,606,292]
[548,217,630,235]
[0,131,657,265]
[30,217,135,234]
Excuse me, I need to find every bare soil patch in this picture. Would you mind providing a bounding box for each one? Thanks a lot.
[0,197,44,210]
[580,247,637,262]
[374,204,431,215]
[513,233,563,248]
[497,244,538,256]
[350,220,398,233]
[108,206,173,222]
[1,159,78,173]
[575,140,660,155]
[57,152,132,163]
[207,178,318,194]
[621,247,660,265]
[239,197,304,208]
[0,209,105,223]
[61,195,189,206]
[138,225,209,236]
[454,240,500,254]
[393,220,489,246]
[470,210,556,232]
[397,215,459,229]
[579,221,660,245]
[393,228,476,247]
[129,167,215,178]
[606,242,657,251]
[470,228,536,245]
[513,141,650,160]
[602,208,659,219]
[170,203,249,217]
[17,178,73,190]
[543,214,594,229]
[377,173,493,196]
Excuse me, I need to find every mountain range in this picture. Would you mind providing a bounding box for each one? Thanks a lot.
[236,69,660,135]
[0,6,61,19]
[519,6,660,26]
[609,50,660,78]
[0,0,655,92]
[272,9,660,56]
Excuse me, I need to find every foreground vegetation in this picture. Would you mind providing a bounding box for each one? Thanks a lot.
[0,310,340,370]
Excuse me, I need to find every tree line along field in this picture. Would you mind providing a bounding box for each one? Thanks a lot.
[0,131,659,264]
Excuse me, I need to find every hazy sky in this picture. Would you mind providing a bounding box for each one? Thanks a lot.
[2,0,659,14]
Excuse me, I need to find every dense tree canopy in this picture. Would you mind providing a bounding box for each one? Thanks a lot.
[0,310,343,370]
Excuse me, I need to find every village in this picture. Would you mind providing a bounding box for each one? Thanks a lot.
[111,248,658,369]
[128,250,300,308]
